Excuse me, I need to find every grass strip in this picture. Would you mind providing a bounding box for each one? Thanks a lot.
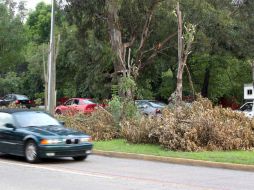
[94,139,254,165]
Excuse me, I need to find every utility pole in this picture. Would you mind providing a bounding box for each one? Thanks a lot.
[47,0,56,115]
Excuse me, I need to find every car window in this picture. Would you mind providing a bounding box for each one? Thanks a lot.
[137,102,149,109]
[135,101,145,105]
[73,99,79,105]
[149,101,167,107]
[82,99,96,104]
[3,95,12,101]
[16,95,29,100]
[65,99,73,106]
[240,103,253,112]
[13,112,60,127]
[0,113,14,127]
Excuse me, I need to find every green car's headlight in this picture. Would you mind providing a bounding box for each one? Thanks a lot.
[80,137,92,143]
[41,139,62,145]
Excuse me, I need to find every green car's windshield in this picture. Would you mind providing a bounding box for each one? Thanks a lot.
[13,112,60,127]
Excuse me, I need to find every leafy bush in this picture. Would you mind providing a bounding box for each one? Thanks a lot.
[122,100,140,119]
[108,95,123,124]
[108,95,140,123]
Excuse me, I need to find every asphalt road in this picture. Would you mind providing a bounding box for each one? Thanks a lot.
[0,154,254,190]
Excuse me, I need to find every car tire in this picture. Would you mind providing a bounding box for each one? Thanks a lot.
[55,110,62,115]
[25,140,40,163]
[73,155,87,161]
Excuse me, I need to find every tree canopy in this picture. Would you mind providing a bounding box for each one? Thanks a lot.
[0,0,253,104]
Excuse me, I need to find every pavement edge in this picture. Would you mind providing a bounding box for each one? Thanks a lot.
[93,150,254,172]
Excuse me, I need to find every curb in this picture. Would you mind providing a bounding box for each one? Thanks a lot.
[93,150,254,172]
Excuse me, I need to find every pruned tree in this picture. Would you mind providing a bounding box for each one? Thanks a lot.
[170,2,196,105]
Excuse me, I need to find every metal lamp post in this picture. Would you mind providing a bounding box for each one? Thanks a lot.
[47,0,56,115]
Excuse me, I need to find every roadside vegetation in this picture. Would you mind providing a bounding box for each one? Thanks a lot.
[58,96,254,151]
[94,139,254,165]
[2,1,254,164]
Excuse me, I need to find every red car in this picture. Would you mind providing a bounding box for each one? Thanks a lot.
[55,98,99,115]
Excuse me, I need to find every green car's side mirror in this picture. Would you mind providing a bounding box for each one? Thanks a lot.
[59,121,65,126]
[5,123,16,129]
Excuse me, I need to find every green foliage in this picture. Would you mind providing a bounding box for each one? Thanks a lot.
[119,76,136,94]
[108,95,122,124]
[0,72,22,96]
[119,76,137,98]
[122,100,139,119]
[1,0,254,106]
[189,54,251,102]
[26,2,51,43]
[136,77,155,100]
[108,94,139,125]
[158,70,175,100]
[34,92,44,100]
[0,3,26,74]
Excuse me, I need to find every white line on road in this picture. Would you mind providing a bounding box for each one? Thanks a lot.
[0,159,227,190]
[0,160,113,179]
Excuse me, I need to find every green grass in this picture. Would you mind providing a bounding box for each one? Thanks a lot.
[94,139,254,165]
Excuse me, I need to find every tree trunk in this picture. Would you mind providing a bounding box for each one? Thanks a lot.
[170,3,196,105]
[201,68,210,97]
[106,0,126,82]
[43,44,48,108]
[175,2,184,104]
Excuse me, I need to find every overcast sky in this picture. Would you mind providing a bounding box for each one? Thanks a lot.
[17,0,52,10]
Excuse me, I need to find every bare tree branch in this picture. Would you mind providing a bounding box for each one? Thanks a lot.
[140,31,177,69]
[135,0,162,66]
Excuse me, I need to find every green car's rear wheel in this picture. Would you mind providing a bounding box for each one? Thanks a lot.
[25,140,40,163]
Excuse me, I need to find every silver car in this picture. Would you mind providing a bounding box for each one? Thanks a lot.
[135,100,167,115]
[238,101,254,118]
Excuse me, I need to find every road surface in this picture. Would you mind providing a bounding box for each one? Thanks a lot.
[0,154,253,190]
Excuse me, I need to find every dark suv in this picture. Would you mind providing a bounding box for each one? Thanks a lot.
[0,94,33,108]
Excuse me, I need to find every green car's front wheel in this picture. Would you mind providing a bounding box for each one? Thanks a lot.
[25,140,40,163]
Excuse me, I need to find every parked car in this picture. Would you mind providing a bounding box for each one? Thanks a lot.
[55,98,101,115]
[0,109,93,163]
[238,101,254,118]
[0,94,34,108]
[135,100,167,115]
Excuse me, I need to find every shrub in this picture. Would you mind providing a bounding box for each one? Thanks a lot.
[108,95,122,124]
[56,108,120,141]
[121,97,254,151]
[108,95,140,123]
[160,98,254,151]
[121,116,160,144]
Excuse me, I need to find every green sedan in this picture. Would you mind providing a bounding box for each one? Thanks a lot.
[0,109,93,163]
